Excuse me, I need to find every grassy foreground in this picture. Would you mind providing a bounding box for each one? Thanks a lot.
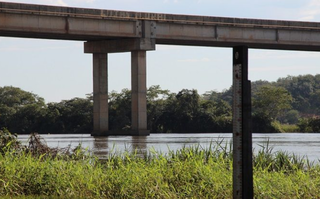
[0,130,320,198]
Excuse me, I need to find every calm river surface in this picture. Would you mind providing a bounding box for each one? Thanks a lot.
[18,133,320,162]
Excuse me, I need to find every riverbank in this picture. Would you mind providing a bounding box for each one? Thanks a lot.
[1,130,320,198]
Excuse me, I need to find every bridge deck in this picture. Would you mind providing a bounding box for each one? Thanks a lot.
[1,2,320,51]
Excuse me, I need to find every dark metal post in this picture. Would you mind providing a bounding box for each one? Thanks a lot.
[232,46,253,199]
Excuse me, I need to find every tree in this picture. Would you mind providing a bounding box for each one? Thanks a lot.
[309,90,320,115]
[199,100,232,132]
[147,85,170,133]
[253,86,292,121]
[108,89,132,130]
[251,80,272,98]
[280,110,300,124]
[252,113,278,133]
[158,89,201,133]
[0,86,46,133]
[158,89,232,133]
[43,97,93,134]
[309,118,320,133]
[277,75,315,113]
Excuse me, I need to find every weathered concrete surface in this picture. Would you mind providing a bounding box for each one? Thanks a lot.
[86,39,152,136]
[131,51,149,136]
[84,38,155,53]
[92,53,108,136]
[2,2,320,50]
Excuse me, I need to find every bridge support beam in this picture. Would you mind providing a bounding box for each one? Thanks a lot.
[84,38,155,136]
[131,51,149,135]
[92,53,109,136]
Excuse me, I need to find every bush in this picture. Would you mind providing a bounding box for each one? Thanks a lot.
[309,118,320,132]
[0,128,23,154]
[252,113,278,133]
[278,124,299,133]
[297,118,320,133]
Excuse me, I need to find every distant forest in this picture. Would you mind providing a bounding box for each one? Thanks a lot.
[1,74,320,134]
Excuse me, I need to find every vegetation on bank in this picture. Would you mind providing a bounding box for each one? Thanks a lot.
[1,129,320,198]
[1,74,320,133]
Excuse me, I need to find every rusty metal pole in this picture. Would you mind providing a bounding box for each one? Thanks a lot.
[232,46,253,199]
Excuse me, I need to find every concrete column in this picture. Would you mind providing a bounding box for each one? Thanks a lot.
[92,53,108,136]
[131,51,150,135]
[85,37,155,136]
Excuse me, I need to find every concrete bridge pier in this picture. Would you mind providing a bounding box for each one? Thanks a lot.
[92,53,109,135]
[131,50,149,135]
[84,38,155,136]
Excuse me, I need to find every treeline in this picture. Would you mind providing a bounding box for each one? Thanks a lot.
[0,87,92,134]
[207,74,320,133]
[0,85,232,134]
[1,74,320,134]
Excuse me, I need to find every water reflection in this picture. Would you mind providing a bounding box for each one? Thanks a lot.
[91,136,148,158]
[17,133,320,162]
[93,136,109,157]
[132,136,147,151]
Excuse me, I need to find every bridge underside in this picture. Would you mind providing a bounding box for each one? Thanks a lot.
[2,29,320,52]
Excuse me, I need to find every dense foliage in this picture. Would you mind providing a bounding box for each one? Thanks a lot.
[0,130,319,198]
[206,74,320,133]
[0,86,93,134]
[1,74,320,133]
[0,85,232,134]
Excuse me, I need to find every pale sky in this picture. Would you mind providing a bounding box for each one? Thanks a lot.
[1,0,320,102]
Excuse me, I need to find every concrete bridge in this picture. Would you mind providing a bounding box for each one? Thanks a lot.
[2,2,320,136]
[2,3,320,197]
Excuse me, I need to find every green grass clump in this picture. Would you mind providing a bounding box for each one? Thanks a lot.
[271,121,300,133]
[1,129,320,198]
[279,124,300,133]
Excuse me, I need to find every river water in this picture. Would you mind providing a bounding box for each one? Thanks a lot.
[18,133,320,162]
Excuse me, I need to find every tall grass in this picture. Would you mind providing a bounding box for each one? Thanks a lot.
[0,129,320,198]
